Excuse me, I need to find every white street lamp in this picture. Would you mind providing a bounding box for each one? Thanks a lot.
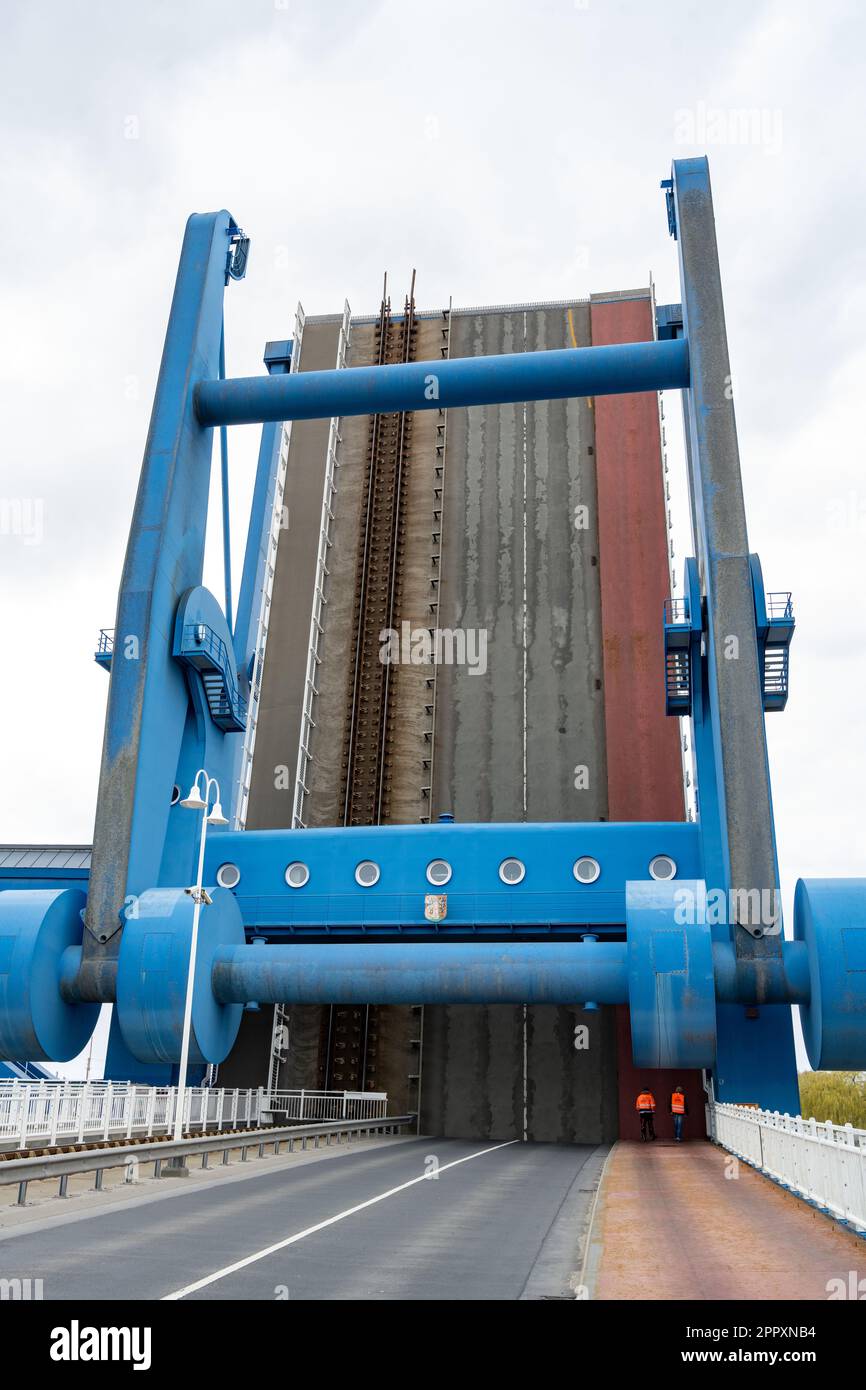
[173,768,229,1144]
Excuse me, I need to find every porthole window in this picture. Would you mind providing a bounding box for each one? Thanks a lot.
[573,856,601,884]
[285,862,310,889]
[355,860,380,888]
[216,863,241,890]
[499,857,526,885]
[170,784,181,806]
[426,859,452,886]
[649,854,677,882]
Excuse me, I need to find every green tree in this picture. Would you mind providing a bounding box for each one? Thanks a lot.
[798,1071,866,1127]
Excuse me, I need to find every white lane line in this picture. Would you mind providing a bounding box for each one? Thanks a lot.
[163,1139,519,1300]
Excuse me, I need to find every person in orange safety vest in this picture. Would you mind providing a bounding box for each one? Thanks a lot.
[670,1085,688,1142]
[635,1086,656,1141]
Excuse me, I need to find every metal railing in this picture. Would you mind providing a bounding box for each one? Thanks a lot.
[766,591,794,620]
[0,1081,265,1150]
[181,622,247,722]
[263,1090,386,1122]
[710,1102,866,1233]
[663,596,690,627]
[0,1082,388,1150]
[96,628,114,656]
[292,299,351,830]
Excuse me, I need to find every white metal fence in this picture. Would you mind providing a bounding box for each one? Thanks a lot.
[0,1082,387,1150]
[263,1090,387,1123]
[710,1102,866,1233]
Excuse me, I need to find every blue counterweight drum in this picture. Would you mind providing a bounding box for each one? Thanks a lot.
[114,887,245,1066]
[0,889,99,1061]
[626,880,717,1070]
[795,879,866,1070]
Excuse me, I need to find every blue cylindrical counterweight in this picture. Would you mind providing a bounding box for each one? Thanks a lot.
[114,886,245,1065]
[795,879,866,1069]
[626,881,717,1069]
[195,338,690,428]
[0,889,99,1061]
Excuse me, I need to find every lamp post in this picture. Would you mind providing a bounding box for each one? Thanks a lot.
[173,769,229,1144]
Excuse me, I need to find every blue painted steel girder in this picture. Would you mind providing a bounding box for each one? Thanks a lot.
[194,338,690,427]
[202,821,703,934]
[83,210,237,980]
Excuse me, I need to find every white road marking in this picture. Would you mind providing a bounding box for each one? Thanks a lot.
[163,1139,519,1300]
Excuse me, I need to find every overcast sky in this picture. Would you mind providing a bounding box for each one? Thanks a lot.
[2,0,865,1073]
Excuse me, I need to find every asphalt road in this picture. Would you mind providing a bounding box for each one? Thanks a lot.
[0,1138,605,1301]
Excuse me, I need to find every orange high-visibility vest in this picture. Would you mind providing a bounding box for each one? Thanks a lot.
[671,1092,686,1114]
[636,1092,656,1112]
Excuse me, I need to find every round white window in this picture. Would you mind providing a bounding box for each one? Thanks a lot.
[355,861,380,887]
[499,857,526,885]
[426,859,452,886]
[649,854,677,882]
[216,863,241,890]
[285,862,310,889]
[573,856,601,884]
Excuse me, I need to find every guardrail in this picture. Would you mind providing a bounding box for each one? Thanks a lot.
[0,1082,388,1150]
[710,1102,866,1233]
[0,1115,415,1207]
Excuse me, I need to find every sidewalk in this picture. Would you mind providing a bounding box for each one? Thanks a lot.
[586,1140,865,1300]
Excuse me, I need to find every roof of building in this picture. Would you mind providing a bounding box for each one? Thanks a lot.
[0,846,92,870]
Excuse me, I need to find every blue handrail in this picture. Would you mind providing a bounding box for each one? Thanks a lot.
[182,623,246,721]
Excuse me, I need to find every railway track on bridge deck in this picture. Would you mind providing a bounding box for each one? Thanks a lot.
[328,273,433,1095]
[341,273,418,827]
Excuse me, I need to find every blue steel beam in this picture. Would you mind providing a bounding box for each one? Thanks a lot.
[670,158,799,1107]
[232,339,292,683]
[194,338,690,427]
[83,212,235,983]
[206,937,811,1008]
[212,941,628,1005]
[670,158,779,939]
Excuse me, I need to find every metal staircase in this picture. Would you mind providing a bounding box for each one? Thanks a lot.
[758,592,794,710]
[663,598,692,714]
[664,583,794,717]
[175,622,246,732]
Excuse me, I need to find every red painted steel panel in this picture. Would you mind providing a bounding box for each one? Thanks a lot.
[591,295,683,822]
[590,294,704,1137]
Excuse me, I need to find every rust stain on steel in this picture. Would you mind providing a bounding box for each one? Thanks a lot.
[593,1140,865,1300]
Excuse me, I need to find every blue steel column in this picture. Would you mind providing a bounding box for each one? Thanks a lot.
[670,158,798,1109]
[82,212,233,990]
[231,339,292,684]
[218,320,233,634]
